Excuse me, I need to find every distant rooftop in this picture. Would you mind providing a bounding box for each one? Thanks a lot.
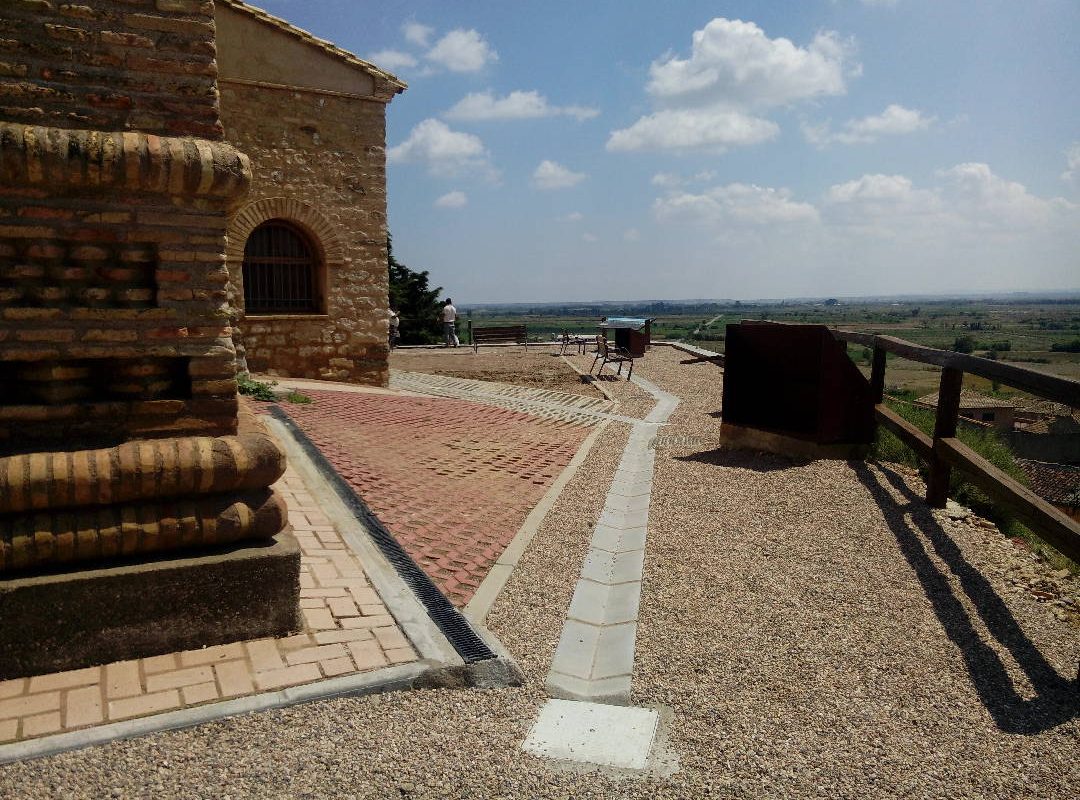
[1016,459,1080,507]
[915,389,1018,409]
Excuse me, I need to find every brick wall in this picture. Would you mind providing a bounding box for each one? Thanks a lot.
[220,81,392,386]
[0,0,222,139]
[0,0,249,453]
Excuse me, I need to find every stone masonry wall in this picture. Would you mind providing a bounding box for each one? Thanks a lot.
[220,81,390,386]
[0,0,223,140]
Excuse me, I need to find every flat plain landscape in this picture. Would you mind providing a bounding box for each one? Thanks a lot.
[464,297,1080,397]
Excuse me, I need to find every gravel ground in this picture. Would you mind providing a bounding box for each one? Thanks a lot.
[4,346,1076,798]
[390,347,599,398]
[635,346,1079,798]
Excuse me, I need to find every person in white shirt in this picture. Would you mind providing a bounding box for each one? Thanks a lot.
[442,298,458,347]
[388,307,400,349]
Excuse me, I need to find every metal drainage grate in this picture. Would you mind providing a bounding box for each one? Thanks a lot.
[269,405,497,664]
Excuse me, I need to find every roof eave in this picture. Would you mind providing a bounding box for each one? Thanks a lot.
[217,0,407,96]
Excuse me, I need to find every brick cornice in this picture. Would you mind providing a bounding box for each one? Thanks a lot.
[0,123,250,202]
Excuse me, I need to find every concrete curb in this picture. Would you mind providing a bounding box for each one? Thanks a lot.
[0,663,428,766]
[546,369,679,704]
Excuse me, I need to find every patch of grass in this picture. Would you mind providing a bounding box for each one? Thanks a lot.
[236,376,314,405]
[237,374,277,401]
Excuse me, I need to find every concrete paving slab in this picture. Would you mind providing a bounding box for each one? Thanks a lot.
[523,699,658,770]
[589,524,647,554]
[597,507,649,531]
[593,623,637,679]
[545,673,631,704]
[580,548,644,588]
[566,579,642,627]
[549,620,601,680]
[606,480,653,499]
[616,493,651,514]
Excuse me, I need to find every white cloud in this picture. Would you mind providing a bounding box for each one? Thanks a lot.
[403,21,434,48]
[582,233,599,243]
[654,183,819,226]
[610,18,856,154]
[444,90,598,122]
[435,191,467,209]
[388,119,495,179]
[646,19,856,109]
[426,29,498,72]
[608,108,778,153]
[1062,142,1080,183]
[820,164,1078,239]
[558,211,584,222]
[623,228,641,242]
[937,162,1075,229]
[533,160,586,190]
[645,164,1078,297]
[803,104,934,147]
[651,171,717,188]
[367,49,417,71]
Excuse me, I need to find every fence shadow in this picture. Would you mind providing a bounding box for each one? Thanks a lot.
[851,460,1078,734]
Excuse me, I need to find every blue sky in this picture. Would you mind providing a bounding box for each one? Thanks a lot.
[253,0,1079,302]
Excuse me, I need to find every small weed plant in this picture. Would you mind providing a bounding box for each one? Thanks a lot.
[237,374,313,405]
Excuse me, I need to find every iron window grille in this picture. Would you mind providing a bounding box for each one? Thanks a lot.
[242,220,319,313]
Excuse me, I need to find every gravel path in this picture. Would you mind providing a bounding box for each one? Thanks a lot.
[635,346,1079,798]
[4,346,1076,798]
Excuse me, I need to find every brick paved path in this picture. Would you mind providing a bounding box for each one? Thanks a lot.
[281,388,593,606]
[0,466,416,747]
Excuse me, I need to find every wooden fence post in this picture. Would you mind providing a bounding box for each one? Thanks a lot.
[870,345,886,406]
[926,366,963,507]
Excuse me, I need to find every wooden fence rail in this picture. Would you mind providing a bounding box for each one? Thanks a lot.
[832,329,1080,563]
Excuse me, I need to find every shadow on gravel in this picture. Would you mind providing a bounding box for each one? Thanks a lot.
[674,447,805,473]
[853,461,1078,734]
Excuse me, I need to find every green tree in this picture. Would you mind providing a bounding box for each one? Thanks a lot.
[387,234,443,345]
[951,334,976,354]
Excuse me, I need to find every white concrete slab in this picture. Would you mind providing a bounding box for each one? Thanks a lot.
[523,699,659,770]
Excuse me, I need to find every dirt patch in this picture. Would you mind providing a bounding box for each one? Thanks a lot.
[390,347,601,397]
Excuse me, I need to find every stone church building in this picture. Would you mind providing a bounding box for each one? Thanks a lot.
[215,0,405,386]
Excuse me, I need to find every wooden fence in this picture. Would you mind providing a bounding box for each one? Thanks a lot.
[832,330,1080,562]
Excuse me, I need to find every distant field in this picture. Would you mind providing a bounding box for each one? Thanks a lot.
[462,299,1080,397]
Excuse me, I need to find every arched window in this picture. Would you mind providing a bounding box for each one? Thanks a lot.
[242,220,320,313]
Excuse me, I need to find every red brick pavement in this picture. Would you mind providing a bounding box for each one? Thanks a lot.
[279,390,590,606]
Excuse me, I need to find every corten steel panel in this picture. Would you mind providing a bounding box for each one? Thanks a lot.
[722,323,874,445]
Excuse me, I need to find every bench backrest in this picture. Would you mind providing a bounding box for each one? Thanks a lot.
[472,325,527,344]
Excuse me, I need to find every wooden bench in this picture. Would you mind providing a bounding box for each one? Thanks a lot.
[470,324,528,353]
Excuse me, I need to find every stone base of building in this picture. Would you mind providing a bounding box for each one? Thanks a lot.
[718,423,870,461]
[0,529,302,680]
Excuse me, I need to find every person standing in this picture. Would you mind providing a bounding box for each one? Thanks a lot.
[388,307,400,349]
[442,298,458,347]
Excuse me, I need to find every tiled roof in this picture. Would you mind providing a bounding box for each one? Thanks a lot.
[1016,459,1080,507]
[1011,397,1079,418]
[218,0,406,94]
[914,389,1017,409]
[1015,416,1080,435]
